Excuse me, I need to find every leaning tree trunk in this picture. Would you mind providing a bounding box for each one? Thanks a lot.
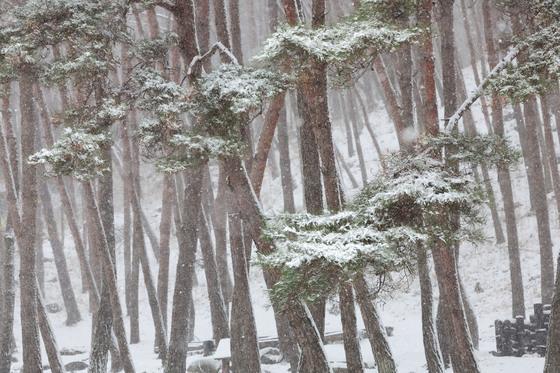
[130,189,168,359]
[223,155,332,372]
[199,206,230,342]
[353,275,396,373]
[39,181,82,325]
[339,282,364,372]
[37,291,66,373]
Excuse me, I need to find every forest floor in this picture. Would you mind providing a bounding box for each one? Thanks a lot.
[10,71,556,372]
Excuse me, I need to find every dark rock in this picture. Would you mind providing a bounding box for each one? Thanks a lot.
[385,326,394,336]
[65,361,88,371]
[45,303,62,313]
[260,347,282,364]
[60,347,87,356]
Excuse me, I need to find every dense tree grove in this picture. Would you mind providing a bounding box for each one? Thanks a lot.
[0,0,560,372]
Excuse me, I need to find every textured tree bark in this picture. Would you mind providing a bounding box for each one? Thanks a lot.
[37,292,66,373]
[165,164,205,373]
[35,85,99,304]
[277,106,296,213]
[36,210,45,295]
[229,0,243,63]
[417,248,445,373]
[354,88,385,170]
[353,275,396,373]
[90,143,121,372]
[250,93,286,195]
[157,174,174,329]
[19,67,43,373]
[130,189,168,359]
[199,206,230,342]
[212,172,233,305]
[228,203,262,373]
[347,91,368,185]
[545,255,560,372]
[540,94,560,223]
[0,231,15,373]
[435,2,480,372]
[223,155,332,372]
[481,0,525,318]
[339,282,364,373]
[83,181,136,373]
[40,181,82,325]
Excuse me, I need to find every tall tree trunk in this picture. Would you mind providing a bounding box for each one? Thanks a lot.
[158,174,174,329]
[229,0,243,63]
[37,291,66,373]
[228,203,262,373]
[130,189,168,359]
[339,282,364,372]
[436,1,480,372]
[212,172,233,305]
[40,181,82,325]
[165,163,205,372]
[417,248,445,373]
[346,92,368,186]
[83,181,136,373]
[199,206,230,342]
[223,155,332,372]
[19,67,42,373]
[277,106,296,213]
[0,231,16,373]
[353,275,396,373]
[481,0,525,317]
[540,94,560,224]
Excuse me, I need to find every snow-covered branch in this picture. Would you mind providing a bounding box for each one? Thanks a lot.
[445,45,521,133]
[187,42,239,77]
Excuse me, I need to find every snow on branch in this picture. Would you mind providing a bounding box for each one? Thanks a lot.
[187,42,239,77]
[445,46,521,132]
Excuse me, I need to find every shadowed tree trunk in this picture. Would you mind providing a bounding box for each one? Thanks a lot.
[277,106,296,213]
[158,174,174,329]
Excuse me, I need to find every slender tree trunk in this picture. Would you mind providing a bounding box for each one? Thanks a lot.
[353,275,396,373]
[436,1,480,371]
[19,67,43,373]
[83,181,136,373]
[37,292,66,373]
[277,106,296,213]
[417,248,445,373]
[541,94,560,223]
[346,92,368,185]
[199,206,230,342]
[228,203,262,373]
[223,155,332,372]
[40,181,82,325]
[212,172,233,305]
[0,231,16,373]
[158,174,174,329]
[481,0,524,317]
[130,189,168,359]
[339,282,364,372]
[165,163,205,372]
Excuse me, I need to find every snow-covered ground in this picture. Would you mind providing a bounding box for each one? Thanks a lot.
[10,70,556,372]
